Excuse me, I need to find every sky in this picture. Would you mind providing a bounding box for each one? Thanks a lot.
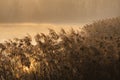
[0,0,120,23]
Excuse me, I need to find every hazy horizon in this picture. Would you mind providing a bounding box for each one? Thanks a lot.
[0,0,120,42]
[0,0,120,23]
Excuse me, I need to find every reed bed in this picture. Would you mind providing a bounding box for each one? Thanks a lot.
[0,17,120,80]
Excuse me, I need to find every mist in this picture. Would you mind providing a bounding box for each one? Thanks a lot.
[0,0,120,42]
[0,0,120,23]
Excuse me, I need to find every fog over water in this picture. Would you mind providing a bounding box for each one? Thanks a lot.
[0,23,81,43]
[0,0,120,42]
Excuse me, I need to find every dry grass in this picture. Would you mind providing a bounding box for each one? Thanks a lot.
[0,17,120,80]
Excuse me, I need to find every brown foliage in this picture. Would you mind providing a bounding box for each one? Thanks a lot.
[0,17,120,80]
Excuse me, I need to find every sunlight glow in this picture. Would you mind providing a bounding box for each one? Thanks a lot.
[23,66,29,72]
[22,59,37,73]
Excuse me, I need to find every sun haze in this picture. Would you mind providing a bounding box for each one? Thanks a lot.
[0,0,120,41]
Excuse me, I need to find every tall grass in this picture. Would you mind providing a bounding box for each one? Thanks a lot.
[0,17,120,80]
